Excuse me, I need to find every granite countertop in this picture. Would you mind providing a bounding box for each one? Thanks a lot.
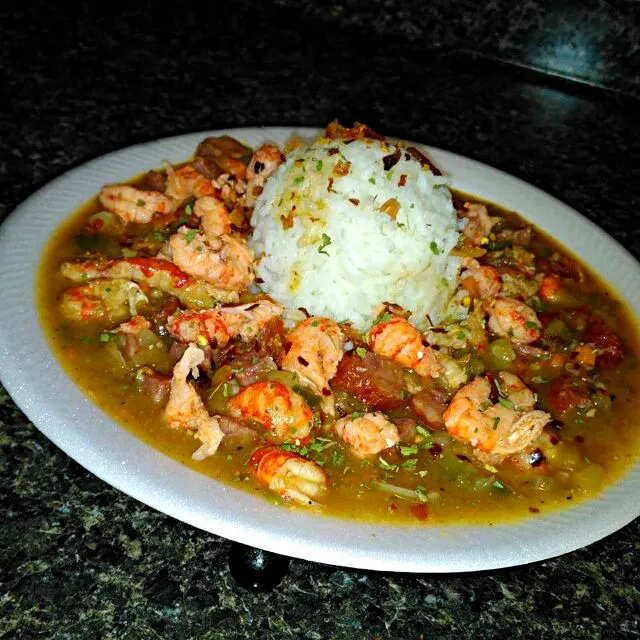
[1,3,639,638]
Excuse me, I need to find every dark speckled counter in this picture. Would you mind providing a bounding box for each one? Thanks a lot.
[1,2,639,638]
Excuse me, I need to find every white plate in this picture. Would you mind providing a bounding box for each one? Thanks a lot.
[1,127,639,573]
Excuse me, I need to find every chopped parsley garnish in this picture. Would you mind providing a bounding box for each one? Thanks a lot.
[429,241,440,255]
[368,176,376,185]
[152,230,166,242]
[293,175,305,184]
[526,321,539,329]
[371,312,392,327]
[311,320,320,327]
[185,203,193,215]
[400,444,418,456]
[222,383,235,398]
[498,397,515,410]
[136,198,146,207]
[379,457,399,472]
[492,416,501,431]
[457,331,466,340]
[184,228,198,243]
[355,347,367,358]
[415,486,428,503]
[492,479,509,492]
[99,332,111,343]
[331,449,346,467]
[316,160,323,171]
[81,336,90,345]
[318,233,332,255]
[401,459,418,470]
[531,375,546,384]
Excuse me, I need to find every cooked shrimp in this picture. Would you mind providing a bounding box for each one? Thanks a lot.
[459,203,498,246]
[250,445,329,506]
[460,258,501,299]
[164,164,217,205]
[60,279,148,324]
[99,185,175,224]
[281,317,344,416]
[61,257,238,307]
[245,144,285,207]
[166,227,254,294]
[334,412,399,457]
[368,316,442,378]
[486,297,541,344]
[194,195,231,239]
[443,374,549,460]
[167,300,283,346]
[227,381,313,442]
[165,344,225,461]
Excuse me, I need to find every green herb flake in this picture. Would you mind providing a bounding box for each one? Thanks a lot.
[368,176,376,185]
[184,228,198,243]
[311,320,320,327]
[355,347,367,358]
[415,486,428,503]
[379,457,399,472]
[400,444,418,456]
[136,198,146,207]
[457,331,466,340]
[222,383,235,398]
[331,449,346,467]
[80,272,89,281]
[152,230,166,242]
[293,175,305,184]
[526,321,539,329]
[492,416,501,431]
[99,332,111,343]
[531,376,546,384]
[401,458,418,470]
[492,479,509,492]
[318,233,332,255]
[429,241,440,255]
[498,397,515,410]
[372,312,392,327]
[416,425,431,439]
[575,417,586,425]
[316,160,323,171]
[185,203,193,215]
[81,336,90,345]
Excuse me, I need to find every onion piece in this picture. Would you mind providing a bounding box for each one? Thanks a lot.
[372,480,424,502]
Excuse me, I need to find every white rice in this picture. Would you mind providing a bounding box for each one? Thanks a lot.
[249,134,462,332]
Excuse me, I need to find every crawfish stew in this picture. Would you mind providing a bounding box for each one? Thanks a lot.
[38,128,640,525]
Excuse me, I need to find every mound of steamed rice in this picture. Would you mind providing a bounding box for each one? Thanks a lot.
[249,133,462,331]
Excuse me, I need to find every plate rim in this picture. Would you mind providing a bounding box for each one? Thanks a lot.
[1,126,639,573]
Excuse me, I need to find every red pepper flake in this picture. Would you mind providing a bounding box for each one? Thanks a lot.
[398,174,407,187]
[244,303,260,311]
[280,213,294,230]
[382,148,401,171]
[407,146,442,175]
[389,502,398,511]
[255,277,264,284]
[410,504,429,521]
[550,435,560,446]
[327,147,339,156]
[298,307,310,318]
[327,178,335,192]
[321,387,332,397]
[574,435,585,443]
[284,341,292,353]
[529,507,540,513]
[349,198,360,206]
[297,355,309,366]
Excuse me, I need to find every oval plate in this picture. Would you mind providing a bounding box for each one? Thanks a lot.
[1,127,639,573]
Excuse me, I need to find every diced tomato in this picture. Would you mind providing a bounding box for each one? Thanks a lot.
[548,375,590,414]
[582,316,625,369]
[332,352,407,411]
[410,504,429,521]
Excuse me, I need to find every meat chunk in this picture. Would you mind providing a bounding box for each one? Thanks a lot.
[332,351,407,411]
[138,367,172,405]
[548,375,590,414]
[227,354,278,387]
[582,316,625,369]
[408,387,448,430]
